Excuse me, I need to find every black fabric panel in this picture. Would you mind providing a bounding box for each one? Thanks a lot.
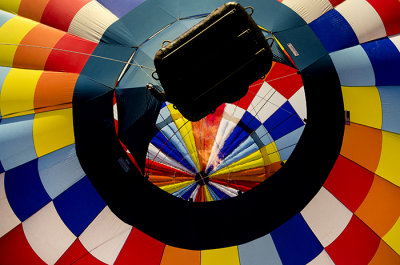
[116,87,163,170]
[74,54,344,250]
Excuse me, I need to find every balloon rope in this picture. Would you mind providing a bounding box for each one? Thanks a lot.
[0,42,155,71]
[0,102,72,119]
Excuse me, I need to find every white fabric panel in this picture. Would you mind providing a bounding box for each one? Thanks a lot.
[209,182,238,197]
[336,0,386,44]
[289,86,307,121]
[113,103,118,120]
[282,0,333,24]
[206,105,245,170]
[301,187,353,247]
[147,144,194,175]
[23,202,76,265]
[68,0,118,43]
[0,173,20,237]
[307,250,335,265]
[190,185,200,200]
[389,34,400,52]
[79,206,132,265]
[248,82,286,123]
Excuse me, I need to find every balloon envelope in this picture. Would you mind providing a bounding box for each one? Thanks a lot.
[0,0,399,264]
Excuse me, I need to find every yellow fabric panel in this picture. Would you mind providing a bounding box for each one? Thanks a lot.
[167,105,201,171]
[201,247,240,265]
[211,142,280,176]
[341,86,382,129]
[33,108,75,157]
[212,151,264,176]
[0,16,38,67]
[204,186,213,202]
[383,216,400,255]
[376,131,400,187]
[160,180,194,194]
[0,68,42,118]
[261,141,281,164]
[0,0,21,14]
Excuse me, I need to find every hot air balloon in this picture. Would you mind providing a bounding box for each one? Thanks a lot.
[0,0,399,264]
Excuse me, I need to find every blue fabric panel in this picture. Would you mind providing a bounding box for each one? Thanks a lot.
[0,10,15,28]
[271,214,323,265]
[74,75,113,103]
[206,184,219,201]
[172,182,194,197]
[216,140,258,173]
[0,115,37,171]
[208,183,229,200]
[277,145,295,162]
[239,234,283,265]
[238,0,306,32]
[5,160,51,222]
[162,0,224,20]
[255,125,273,147]
[330,45,375,86]
[101,0,178,47]
[117,48,157,89]
[97,0,145,18]
[0,161,3,174]
[81,43,134,88]
[275,126,304,161]
[362,38,400,86]
[264,102,304,141]
[159,121,198,171]
[378,86,400,134]
[38,144,86,199]
[139,19,198,60]
[0,66,11,119]
[53,177,106,237]
[151,131,196,173]
[274,25,327,70]
[218,112,261,159]
[309,9,358,53]
[179,183,197,200]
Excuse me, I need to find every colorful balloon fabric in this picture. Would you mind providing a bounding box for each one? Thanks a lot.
[0,0,399,264]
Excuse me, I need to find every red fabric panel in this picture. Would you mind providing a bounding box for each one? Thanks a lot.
[147,160,192,177]
[323,155,374,213]
[45,34,97,74]
[211,179,256,192]
[329,0,345,7]
[366,0,400,36]
[0,224,46,265]
[234,79,264,110]
[41,0,91,32]
[266,63,302,99]
[195,185,205,202]
[326,216,380,265]
[115,228,165,265]
[55,239,106,265]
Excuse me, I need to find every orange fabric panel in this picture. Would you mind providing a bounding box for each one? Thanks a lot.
[13,23,64,70]
[212,162,281,182]
[18,0,51,22]
[355,175,400,238]
[34,71,78,113]
[341,123,382,173]
[212,167,267,182]
[192,104,225,171]
[160,246,200,265]
[369,240,400,265]
[148,176,194,187]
